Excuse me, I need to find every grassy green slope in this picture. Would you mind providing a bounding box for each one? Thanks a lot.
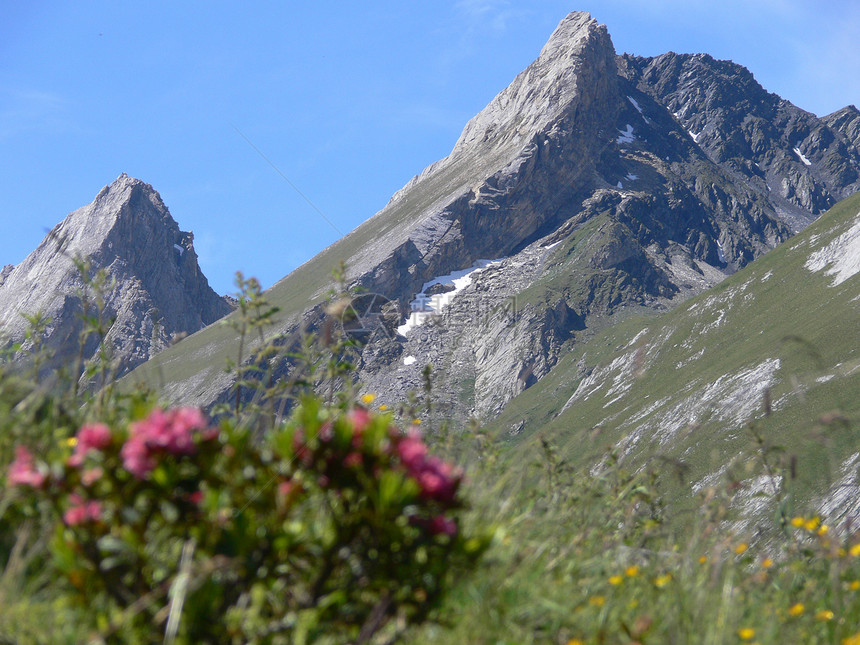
[491,191,860,511]
[126,144,515,402]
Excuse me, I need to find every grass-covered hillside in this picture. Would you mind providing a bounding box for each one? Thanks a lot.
[2,193,859,643]
[491,190,860,523]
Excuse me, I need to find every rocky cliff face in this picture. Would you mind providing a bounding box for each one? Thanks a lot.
[0,174,232,381]
[347,13,860,420]
[128,12,860,422]
[619,53,860,229]
[823,105,860,152]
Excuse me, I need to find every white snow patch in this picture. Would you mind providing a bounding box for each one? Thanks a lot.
[544,240,562,250]
[716,240,727,263]
[397,259,501,335]
[625,173,638,181]
[627,96,643,114]
[616,124,635,144]
[173,244,185,256]
[616,181,623,189]
[793,147,812,166]
[689,130,701,143]
[760,270,773,282]
[804,216,860,286]
[403,355,416,366]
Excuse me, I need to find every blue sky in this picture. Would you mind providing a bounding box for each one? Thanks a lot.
[2,1,859,295]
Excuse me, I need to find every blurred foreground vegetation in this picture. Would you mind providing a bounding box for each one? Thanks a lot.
[1,266,859,644]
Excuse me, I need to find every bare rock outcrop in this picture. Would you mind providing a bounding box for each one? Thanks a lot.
[127,12,860,421]
[0,173,232,381]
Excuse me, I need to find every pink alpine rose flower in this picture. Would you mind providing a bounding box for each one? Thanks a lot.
[68,423,113,466]
[429,514,458,536]
[348,407,371,447]
[397,433,428,470]
[63,494,102,526]
[121,407,214,478]
[8,446,46,488]
[81,467,104,487]
[394,430,462,503]
[121,434,157,479]
[343,451,363,468]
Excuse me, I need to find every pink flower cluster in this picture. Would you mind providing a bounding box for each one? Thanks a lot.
[292,407,372,468]
[396,429,462,505]
[68,423,112,467]
[8,446,46,488]
[121,407,215,479]
[64,493,102,526]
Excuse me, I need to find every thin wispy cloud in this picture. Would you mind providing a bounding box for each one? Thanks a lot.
[454,0,524,35]
[0,87,78,140]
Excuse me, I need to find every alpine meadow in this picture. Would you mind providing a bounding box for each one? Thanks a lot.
[1,10,859,644]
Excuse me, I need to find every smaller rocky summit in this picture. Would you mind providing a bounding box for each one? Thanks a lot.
[0,173,232,381]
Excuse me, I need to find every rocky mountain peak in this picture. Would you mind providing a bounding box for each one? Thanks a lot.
[0,174,231,381]
[538,11,603,61]
[451,11,615,157]
[824,105,860,151]
[126,14,860,425]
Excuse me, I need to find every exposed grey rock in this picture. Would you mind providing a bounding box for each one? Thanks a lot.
[0,265,13,288]
[619,53,860,229]
[348,15,860,421]
[130,12,860,423]
[0,173,232,381]
[823,105,860,152]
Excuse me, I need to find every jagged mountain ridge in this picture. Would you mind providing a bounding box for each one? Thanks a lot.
[620,53,860,228]
[125,12,860,418]
[0,174,232,380]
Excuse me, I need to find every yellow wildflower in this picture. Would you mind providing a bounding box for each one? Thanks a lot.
[654,573,672,588]
[788,603,804,617]
[761,557,773,568]
[66,437,78,447]
[791,516,805,528]
[735,543,748,555]
[818,524,829,536]
[850,543,860,557]
[588,595,605,607]
[804,516,820,531]
[412,418,422,425]
[566,640,585,645]
[609,575,623,586]
[361,393,376,405]
[699,555,708,564]
[850,580,860,591]
[843,633,860,645]
[378,404,388,411]
[816,609,834,621]
[625,565,640,577]
[737,627,755,640]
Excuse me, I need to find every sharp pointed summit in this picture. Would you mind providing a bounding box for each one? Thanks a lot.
[111,14,860,421]
[0,174,232,381]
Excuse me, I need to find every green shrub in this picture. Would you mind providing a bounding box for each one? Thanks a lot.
[6,396,489,643]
